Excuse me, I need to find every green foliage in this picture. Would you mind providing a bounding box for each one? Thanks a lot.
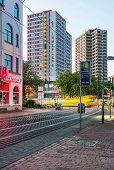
[25,100,36,108]
[56,71,102,98]
[23,62,44,99]
[24,99,46,108]
[56,71,80,97]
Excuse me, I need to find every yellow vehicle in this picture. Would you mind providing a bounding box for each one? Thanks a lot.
[44,95,98,107]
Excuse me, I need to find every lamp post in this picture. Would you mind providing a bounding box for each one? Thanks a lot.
[107,56,114,119]
[102,56,105,123]
[102,55,114,123]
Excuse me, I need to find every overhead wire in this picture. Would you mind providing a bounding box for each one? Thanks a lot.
[0,0,73,66]
[1,1,74,50]
[17,0,75,49]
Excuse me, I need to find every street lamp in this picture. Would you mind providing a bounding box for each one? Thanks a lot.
[102,55,105,123]
[102,55,114,123]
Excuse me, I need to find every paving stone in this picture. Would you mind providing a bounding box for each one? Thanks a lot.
[1,109,114,169]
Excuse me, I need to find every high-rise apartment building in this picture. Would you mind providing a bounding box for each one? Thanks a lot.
[0,0,23,110]
[75,28,107,81]
[27,10,72,97]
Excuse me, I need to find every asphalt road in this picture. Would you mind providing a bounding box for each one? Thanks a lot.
[0,108,101,169]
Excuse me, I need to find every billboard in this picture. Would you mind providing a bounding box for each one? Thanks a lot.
[80,61,91,85]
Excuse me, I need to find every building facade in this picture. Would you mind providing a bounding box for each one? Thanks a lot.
[0,0,23,110]
[27,10,72,98]
[75,28,107,81]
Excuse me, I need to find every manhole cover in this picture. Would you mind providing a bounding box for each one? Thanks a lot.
[75,139,98,147]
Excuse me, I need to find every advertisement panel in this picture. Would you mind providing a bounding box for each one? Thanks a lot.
[80,61,91,85]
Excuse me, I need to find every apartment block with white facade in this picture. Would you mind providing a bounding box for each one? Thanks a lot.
[27,10,72,98]
[75,28,107,81]
[0,0,23,110]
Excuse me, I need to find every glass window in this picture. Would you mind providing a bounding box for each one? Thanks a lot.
[4,23,13,44]
[14,3,19,19]
[0,0,4,5]
[13,86,19,104]
[16,34,19,47]
[4,54,12,71]
[0,83,9,105]
[0,92,9,105]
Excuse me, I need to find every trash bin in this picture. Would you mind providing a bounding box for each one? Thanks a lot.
[78,103,85,113]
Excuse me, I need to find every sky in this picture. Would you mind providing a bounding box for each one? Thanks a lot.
[23,0,114,76]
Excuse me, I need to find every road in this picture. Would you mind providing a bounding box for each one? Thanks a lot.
[0,107,101,169]
[0,108,100,148]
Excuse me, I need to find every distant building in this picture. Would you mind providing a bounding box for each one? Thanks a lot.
[0,0,23,110]
[27,10,72,98]
[75,28,107,81]
[108,75,114,84]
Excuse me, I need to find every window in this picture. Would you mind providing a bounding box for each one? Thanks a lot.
[0,0,4,5]
[16,34,19,47]
[13,86,19,104]
[0,83,9,105]
[16,58,19,73]
[4,23,13,44]
[14,3,19,19]
[4,54,12,71]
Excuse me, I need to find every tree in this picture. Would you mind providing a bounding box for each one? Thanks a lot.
[23,62,43,99]
[56,71,102,98]
[55,71,80,98]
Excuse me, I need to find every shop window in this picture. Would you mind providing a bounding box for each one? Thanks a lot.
[13,86,19,104]
[4,54,12,71]
[14,3,19,19]
[4,23,13,44]
[0,83,9,105]
[3,92,9,104]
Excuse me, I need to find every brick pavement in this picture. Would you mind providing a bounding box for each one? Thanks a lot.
[1,114,114,170]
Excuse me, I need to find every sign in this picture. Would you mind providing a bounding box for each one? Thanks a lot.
[56,88,59,97]
[3,76,21,83]
[80,61,91,85]
[38,86,44,105]
[1,66,21,83]
[1,66,7,79]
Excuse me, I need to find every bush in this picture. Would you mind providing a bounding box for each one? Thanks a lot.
[23,98,27,107]
[34,103,42,108]
[25,100,36,108]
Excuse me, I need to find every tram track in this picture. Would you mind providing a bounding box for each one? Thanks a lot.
[0,109,101,149]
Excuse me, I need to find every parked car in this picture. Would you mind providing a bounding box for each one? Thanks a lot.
[55,103,63,110]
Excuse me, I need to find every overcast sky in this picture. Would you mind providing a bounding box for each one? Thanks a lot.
[23,0,114,76]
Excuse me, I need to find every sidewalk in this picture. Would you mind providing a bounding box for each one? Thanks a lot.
[1,114,114,170]
[0,107,77,120]
[0,108,56,119]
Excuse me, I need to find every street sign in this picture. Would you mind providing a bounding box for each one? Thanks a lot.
[80,61,91,85]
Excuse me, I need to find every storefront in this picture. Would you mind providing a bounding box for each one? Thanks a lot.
[0,66,22,110]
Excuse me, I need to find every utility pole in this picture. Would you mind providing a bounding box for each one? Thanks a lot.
[102,56,104,123]
[97,75,100,108]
